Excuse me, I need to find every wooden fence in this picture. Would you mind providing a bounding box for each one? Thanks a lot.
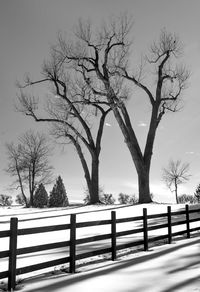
[0,204,200,291]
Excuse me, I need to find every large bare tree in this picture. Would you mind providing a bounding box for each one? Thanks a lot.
[5,131,53,207]
[162,159,190,203]
[17,14,189,203]
[17,60,111,204]
[43,15,189,203]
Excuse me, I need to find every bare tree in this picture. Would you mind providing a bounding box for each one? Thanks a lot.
[17,14,189,203]
[5,131,53,207]
[44,15,189,203]
[17,57,111,204]
[6,143,28,207]
[162,160,190,203]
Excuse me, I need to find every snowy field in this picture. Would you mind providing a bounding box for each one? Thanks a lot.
[22,237,200,292]
[0,203,200,291]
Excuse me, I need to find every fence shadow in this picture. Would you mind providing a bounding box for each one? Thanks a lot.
[23,238,200,292]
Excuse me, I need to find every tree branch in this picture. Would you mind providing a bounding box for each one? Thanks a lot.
[122,69,155,105]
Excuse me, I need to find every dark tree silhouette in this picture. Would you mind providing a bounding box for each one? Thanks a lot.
[33,183,48,208]
[17,14,189,203]
[49,175,69,207]
[39,15,188,203]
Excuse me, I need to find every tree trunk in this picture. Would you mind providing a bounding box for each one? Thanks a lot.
[175,178,178,204]
[138,168,152,203]
[16,162,29,207]
[29,191,34,207]
[71,136,100,204]
[106,92,153,203]
[89,155,100,204]
[28,167,34,207]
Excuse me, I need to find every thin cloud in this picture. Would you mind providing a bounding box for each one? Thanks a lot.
[185,151,195,155]
[105,123,112,127]
[138,121,147,127]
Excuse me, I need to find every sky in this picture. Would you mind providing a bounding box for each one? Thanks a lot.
[0,0,200,203]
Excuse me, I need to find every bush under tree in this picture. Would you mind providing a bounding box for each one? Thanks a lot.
[100,194,115,205]
[194,184,200,203]
[33,183,48,208]
[15,194,29,206]
[178,194,197,204]
[128,194,139,205]
[118,193,138,205]
[83,186,105,205]
[0,194,13,206]
[118,193,131,204]
[49,176,69,207]
[83,194,90,205]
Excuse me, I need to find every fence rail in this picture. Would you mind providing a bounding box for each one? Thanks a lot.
[0,204,200,291]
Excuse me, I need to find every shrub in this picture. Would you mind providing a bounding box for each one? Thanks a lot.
[129,194,139,205]
[0,194,12,206]
[33,184,48,208]
[15,194,29,206]
[178,194,197,204]
[83,194,90,205]
[49,176,69,207]
[16,194,24,205]
[100,193,115,205]
[150,193,154,201]
[118,193,131,204]
[118,193,139,205]
[83,186,104,205]
[194,184,200,203]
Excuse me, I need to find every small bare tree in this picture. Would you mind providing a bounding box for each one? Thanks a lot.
[6,143,28,207]
[5,131,53,207]
[162,160,190,203]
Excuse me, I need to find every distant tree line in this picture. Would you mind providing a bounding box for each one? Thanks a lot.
[1,185,200,208]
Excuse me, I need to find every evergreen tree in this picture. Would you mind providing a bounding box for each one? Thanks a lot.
[33,183,48,208]
[49,176,69,207]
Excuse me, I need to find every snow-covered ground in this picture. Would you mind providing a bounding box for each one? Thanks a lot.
[0,203,200,291]
[21,237,200,292]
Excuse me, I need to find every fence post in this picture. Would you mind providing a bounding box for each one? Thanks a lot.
[143,208,148,251]
[167,206,172,244]
[186,204,190,238]
[111,211,117,261]
[8,217,18,292]
[69,214,76,273]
